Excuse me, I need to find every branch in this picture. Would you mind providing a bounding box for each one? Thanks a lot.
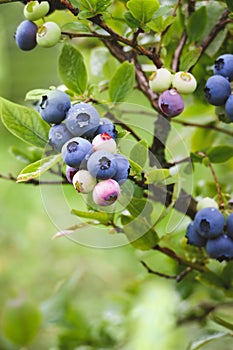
[0,173,69,185]
[172,32,187,72]
[173,119,233,137]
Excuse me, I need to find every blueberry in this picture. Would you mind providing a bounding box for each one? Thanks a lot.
[65,103,100,138]
[225,94,233,122]
[204,75,231,106]
[66,165,78,183]
[72,170,96,193]
[158,89,184,117]
[24,1,50,21]
[92,133,117,153]
[92,179,121,206]
[206,234,233,262]
[112,154,130,185]
[226,212,233,239]
[36,21,61,48]
[14,20,37,51]
[214,54,233,81]
[193,207,225,239]
[87,150,117,180]
[149,68,173,93]
[62,137,93,168]
[49,123,73,152]
[185,222,207,247]
[95,118,117,140]
[172,71,197,94]
[39,89,71,124]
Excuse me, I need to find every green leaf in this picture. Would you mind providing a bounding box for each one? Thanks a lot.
[9,146,42,164]
[226,0,233,12]
[128,158,143,175]
[196,271,228,290]
[188,332,230,350]
[25,88,51,101]
[2,298,41,346]
[61,21,90,33]
[212,314,233,331]
[130,140,148,168]
[127,0,160,24]
[180,48,201,71]
[71,209,112,223]
[145,168,170,184]
[124,11,141,29]
[151,5,172,19]
[187,6,207,42]
[109,61,135,102]
[0,97,49,148]
[126,197,153,217]
[59,43,88,95]
[16,154,62,182]
[96,0,113,12]
[206,145,233,163]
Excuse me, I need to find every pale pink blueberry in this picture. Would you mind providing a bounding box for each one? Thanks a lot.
[92,132,117,153]
[92,179,120,206]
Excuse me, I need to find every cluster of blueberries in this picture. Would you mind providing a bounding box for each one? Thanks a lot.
[149,68,197,118]
[204,54,233,122]
[186,206,233,262]
[37,88,130,207]
[14,1,62,50]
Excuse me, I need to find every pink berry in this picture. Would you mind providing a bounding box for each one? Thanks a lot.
[92,179,120,206]
[158,89,184,117]
[92,132,117,153]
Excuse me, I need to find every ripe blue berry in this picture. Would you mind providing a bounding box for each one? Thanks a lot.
[206,234,233,262]
[36,21,61,48]
[65,103,100,138]
[193,207,225,239]
[39,89,71,124]
[14,20,37,51]
[214,54,233,81]
[92,179,120,206]
[225,94,233,122]
[87,150,117,180]
[158,89,184,117]
[95,118,117,140]
[62,137,92,168]
[49,123,73,152]
[112,154,130,185]
[185,222,207,247]
[204,75,231,106]
[226,212,233,239]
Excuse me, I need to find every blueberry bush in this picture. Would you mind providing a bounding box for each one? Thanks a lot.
[1,0,233,349]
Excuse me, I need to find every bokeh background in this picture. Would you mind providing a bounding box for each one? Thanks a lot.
[1,3,233,350]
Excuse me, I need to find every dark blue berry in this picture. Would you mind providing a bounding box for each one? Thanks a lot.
[225,94,233,122]
[87,150,117,180]
[226,212,233,239]
[206,234,233,262]
[61,137,92,168]
[49,123,73,152]
[214,54,233,81]
[39,89,71,125]
[185,222,207,247]
[14,20,37,51]
[112,154,130,185]
[204,75,231,106]
[193,207,224,239]
[65,103,100,138]
[95,118,117,140]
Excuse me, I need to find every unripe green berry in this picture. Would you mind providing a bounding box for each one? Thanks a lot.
[24,1,50,21]
[72,170,96,193]
[149,68,173,92]
[196,197,219,211]
[172,71,197,94]
[36,21,61,48]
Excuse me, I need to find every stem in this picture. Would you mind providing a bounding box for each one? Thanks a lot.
[173,119,233,137]
[0,173,69,185]
[208,162,224,210]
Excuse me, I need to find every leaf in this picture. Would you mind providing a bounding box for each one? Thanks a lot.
[206,145,233,163]
[2,298,41,346]
[59,43,88,95]
[109,61,135,102]
[52,222,99,239]
[212,314,233,331]
[145,168,170,184]
[124,11,141,29]
[128,158,143,175]
[71,209,112,223]
[9,146,33,163]
[127,0,160,24]
[187,6,207,42]
[196,271,228,290]
[151,5,173,19]
[226,0,233,12]
[130,140,148,168]
[16,154,62,182]
[96,0,113,12]
[61,21,90,33]
[179,48,201,71]
[0,97,49,148]
[188,332,231,350]
[25,88,51,101]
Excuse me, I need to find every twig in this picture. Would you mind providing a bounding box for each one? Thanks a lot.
[173,119,233,137]
[172,32,187,72]
[208,162,224,210]
[0,173,69,185]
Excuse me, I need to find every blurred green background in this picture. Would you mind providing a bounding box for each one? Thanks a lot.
[0,3,233,350]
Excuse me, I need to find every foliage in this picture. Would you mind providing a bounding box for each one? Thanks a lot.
[1,0,233,349]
